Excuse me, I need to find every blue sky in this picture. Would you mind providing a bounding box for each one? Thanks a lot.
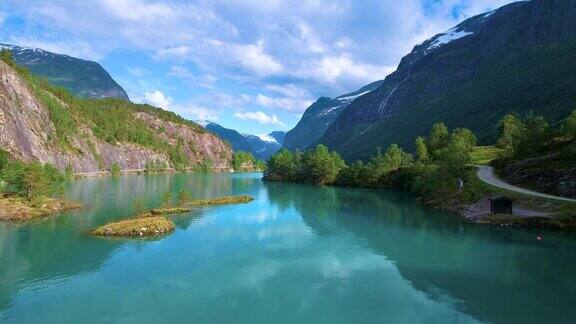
[0,0,519,135]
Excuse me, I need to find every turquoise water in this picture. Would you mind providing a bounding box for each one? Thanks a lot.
[1,173,576,323]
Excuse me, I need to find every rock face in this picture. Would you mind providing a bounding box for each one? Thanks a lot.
[317,0,576,161]
[0,61,232,173]
[283,80,383,151]
[0,44,128,100]
[501,156,576,199]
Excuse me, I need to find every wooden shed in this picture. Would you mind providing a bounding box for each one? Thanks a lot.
[489,195,513,215]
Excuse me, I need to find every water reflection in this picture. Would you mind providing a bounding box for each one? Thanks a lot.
[265,181,576,323]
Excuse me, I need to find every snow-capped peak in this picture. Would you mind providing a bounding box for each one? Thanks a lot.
[427,27,473,51]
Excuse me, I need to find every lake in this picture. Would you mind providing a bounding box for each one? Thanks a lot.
[1,173,576,323]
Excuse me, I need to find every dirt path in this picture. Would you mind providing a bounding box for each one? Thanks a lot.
[476,166,576,203]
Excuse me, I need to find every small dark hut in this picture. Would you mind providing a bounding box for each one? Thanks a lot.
[489,195,513,215]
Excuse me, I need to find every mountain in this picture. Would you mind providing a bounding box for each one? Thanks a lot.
[203,121,285,159]
[283,80,383,151]
[244,133,285,160]
[0,44,129,100]
[269,131,286,146]
[316,0,576,161]
[202,121,255,153]
[0,60,232,173]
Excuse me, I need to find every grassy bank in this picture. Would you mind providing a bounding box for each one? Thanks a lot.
[0,194,81,221]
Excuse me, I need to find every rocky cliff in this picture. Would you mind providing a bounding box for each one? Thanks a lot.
[318,0,576,161]
[0,60,232,173]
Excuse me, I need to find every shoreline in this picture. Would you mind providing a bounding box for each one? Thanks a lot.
[0,194,82,221]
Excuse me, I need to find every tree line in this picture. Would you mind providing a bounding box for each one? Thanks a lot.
[265,109,576,202]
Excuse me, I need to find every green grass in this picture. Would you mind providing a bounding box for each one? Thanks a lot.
[188,195,254,206]
[471,146,505,165]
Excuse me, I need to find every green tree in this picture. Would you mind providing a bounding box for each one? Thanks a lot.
[497,113,525,152]
[161,190,173,207]
[429,122,450,154]
[302,145,344,185]
[23,162,51,202]
[266,149,296,181]
[110,162,121,177]
[439,128,476,178]
[233,151,256,172]
[177,189,192,205]
[515,112,549,158]
[415,136,429,162]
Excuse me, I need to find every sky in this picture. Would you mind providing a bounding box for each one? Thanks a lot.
[0,0,520,135]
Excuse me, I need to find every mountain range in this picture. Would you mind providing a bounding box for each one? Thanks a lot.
[283,80,383,151]
[201,121,285,160]
[0,43,128,100]
[286,0,576,161]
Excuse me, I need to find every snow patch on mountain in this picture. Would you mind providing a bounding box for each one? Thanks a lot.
[427,27,473,50]
[337,90,372,102]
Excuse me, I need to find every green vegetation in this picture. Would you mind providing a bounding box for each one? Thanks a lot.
[188,195,254,206]
[144,160,168,174]
[268,109,576,215]
[192,159,213,173]
[1,49,212,170]
[161,190,173,207]
[89,216,175,237]
[149,207,191,215]
[0,149,66,203]
[233,151,266,172]
[110,163,121,176]
[493,110,576,168]
[0,194,81,221]
[267,123,484,203]
[177,190,192,205]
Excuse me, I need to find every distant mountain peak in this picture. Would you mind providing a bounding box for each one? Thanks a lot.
[0,43,128,100]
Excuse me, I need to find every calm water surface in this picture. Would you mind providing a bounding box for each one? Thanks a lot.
[1,173,576,323]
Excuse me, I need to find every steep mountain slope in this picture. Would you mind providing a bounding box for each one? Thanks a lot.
[269,131,286,146]
[318,0,576,161]
[0,44,128,100]
[283,80,383,151]
[0,60,231,173]
[203,121,255,153]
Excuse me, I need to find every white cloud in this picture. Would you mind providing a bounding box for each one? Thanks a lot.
[255,94,313,113]
[138,90,219,121]
[0,11,6,25]
[234,111,284,126]
[144,91,172,109]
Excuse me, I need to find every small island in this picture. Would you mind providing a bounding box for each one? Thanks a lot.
[89,193,254,238]
[188,195,254,206]
[89,216,175,237]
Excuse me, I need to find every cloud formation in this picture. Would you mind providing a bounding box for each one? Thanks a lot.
[234,111,284,126]
[0,0,520,133]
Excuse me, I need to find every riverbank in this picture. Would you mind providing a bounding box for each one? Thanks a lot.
[0,193,82,221]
